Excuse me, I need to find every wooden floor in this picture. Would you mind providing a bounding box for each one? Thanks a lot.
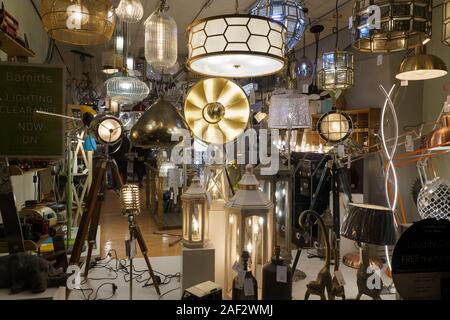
[99,188,182,259]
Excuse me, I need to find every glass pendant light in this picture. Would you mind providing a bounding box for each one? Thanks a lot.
[187,0,286,78]
[115,0,144,23]
[318,0,354,92]
[145,0,178,72]
[296,27,314,81]
[249,0,307,51]
[443,0,450,46]
[396,46,447,81]
[102,23,124,75]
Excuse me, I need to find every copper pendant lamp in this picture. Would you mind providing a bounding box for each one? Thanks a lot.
[184,78,250,145]
[426,115,450,149]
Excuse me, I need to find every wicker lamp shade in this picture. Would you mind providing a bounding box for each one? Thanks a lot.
[352,0,431,53]
[41,0,116,46]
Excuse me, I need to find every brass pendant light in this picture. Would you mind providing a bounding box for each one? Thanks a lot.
[184,78,250,145]
[396,46,447,81]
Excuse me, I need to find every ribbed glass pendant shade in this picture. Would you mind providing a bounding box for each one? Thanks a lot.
[115,0,144,23]
[144,8,178,71]
[105,75,150,105]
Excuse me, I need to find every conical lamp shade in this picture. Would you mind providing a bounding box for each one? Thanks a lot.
[130,98,189,149]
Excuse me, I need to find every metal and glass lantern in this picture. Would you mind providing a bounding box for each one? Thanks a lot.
[255,163,293,262]
[444,0,450,46]
[352,0,432,53]
[187,14,286,78]
[41,0,116,46]
[225,165,274,296]
[249,0,307,51]
[181,177,210,248]
[318,50,354,92]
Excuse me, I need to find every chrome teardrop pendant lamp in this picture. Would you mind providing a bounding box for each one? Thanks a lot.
[297,25,314,81]
[187,0,286,78]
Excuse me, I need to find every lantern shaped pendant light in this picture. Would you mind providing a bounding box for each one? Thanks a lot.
[181,177,210,248]
[145,0,178,71]
[225,165,274,297]
[444,0,450,46]
[318,0,354,92]
[115,0,144,23]
[41,0,116,46]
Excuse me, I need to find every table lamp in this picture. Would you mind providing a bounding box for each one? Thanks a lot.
[341,203,396,300]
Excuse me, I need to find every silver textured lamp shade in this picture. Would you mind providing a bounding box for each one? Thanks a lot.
[130,98,189,149]
[417,177,450,221]
[268,91,311,129]
[341,203,397,246]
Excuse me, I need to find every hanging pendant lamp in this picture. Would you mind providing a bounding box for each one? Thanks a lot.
[297,26,314,81]
[116,0,144,23]
[187,0,286,78]
[396,46,447,81]
[41,0,116,46]
[105,73,149,105]
[308,25,324,101]
[145,0,178,72]
[443,0,450,46]
[249,0,307,51]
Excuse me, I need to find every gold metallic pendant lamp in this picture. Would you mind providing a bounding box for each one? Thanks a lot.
[184,78,250,145]
[396,46,448,81]
[41,0,116,46]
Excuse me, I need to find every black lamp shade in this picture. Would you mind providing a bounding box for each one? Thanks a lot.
[341,203,397,246]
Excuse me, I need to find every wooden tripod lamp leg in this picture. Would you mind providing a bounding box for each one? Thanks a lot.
[83,198,102,278]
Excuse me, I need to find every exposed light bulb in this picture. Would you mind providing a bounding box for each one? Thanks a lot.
[66,4,89,30]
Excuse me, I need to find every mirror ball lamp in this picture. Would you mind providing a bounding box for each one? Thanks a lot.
[417,177,450,221]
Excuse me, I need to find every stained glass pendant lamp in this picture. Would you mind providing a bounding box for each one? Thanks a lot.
[41,0,116,46]
[318,0,354,92]
[352,0,432,53]
[187,1,286,78]
[115,0,144,23]
[145,0,178,72]
[249,0,307,51]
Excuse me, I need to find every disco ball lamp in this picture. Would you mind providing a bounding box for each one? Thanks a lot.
[417,177,450,221]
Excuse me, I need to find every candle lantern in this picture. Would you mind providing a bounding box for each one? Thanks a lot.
[181,177,209,248]
[225,165,274,297]
[255,162,293,262]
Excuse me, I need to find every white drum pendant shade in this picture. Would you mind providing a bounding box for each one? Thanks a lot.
[187,14,286,78]
[145,9,178,71]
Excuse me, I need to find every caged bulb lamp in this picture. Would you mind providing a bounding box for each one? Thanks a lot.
[41,0,116,46]
[115,0,144,23]
[121,184,141,216]
[181,177,210,249]
[317,111,353,144]
[145,0,178,71]
[249,0,307,51]
[89,114,124,145]
[187,8,286,78]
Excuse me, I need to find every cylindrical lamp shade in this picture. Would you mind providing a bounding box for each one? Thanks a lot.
[145,9,178,71]
[41,0,116,46]
[268,92,311,129]
[105,76,150,105]
[120,184,140,216]
[181,177,209,248]
[249,0,307,51]
[318,51,354,92]
[187,14,286,78]
[352,0,431,53]
[417,177,450,221]
[444,0,450,46]
[341,203,397,245]
[115,0,144,23]
[89,115,123,145]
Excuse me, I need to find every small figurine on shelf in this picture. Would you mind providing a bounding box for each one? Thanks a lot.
[232,251,258,300]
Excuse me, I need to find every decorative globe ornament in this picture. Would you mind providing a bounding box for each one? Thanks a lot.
[297,55,314,81]
[115,0,144,23]
[144,2,178,71]
[105,74,150,105]
[41,0,116,46]
[417,177,450,221]
[250,0,307,51]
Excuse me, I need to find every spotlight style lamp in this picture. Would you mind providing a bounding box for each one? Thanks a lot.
[41,0,116,46]
[181,177,209,248]
[318,0,354,92]
[187,1,286,78]
[145,0,178,71]
[249,0,307,51]
[352,0,432,53]
[225,165,274,297]
[115,0,144,23]
[341,203,397,300]
[396,46,447,81]
[89,114,124,145]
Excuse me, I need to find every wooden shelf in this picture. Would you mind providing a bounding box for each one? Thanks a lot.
[0,31,35,58]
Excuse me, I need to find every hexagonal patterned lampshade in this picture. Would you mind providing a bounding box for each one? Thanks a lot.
[187,14,286,78]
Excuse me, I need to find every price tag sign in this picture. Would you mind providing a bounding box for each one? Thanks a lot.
[302,84,309,94]
[348,16,353,29]
[405,135,414,152]
[276,265,288,283]
[337,144,346,158]
[244,278,255,296]
[401,80,409,87]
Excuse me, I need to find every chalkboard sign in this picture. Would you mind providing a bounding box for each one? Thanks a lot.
[0,62,65,158]
[392,218,450,300]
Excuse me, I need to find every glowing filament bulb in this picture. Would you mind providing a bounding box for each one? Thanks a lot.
[247,241,253,253]
[66,4,89,30]
[192,215,200,235]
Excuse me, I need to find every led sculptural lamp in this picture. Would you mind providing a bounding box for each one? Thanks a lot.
[41,0,116,46]
[187,1,286,78]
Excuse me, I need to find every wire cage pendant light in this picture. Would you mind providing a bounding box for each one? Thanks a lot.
[41,0,116,46]
[352,0,432,53]
[115,0,144,23]
[144,0,178,71]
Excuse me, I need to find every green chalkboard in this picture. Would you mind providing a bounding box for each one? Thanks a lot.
[0,62,65,159]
